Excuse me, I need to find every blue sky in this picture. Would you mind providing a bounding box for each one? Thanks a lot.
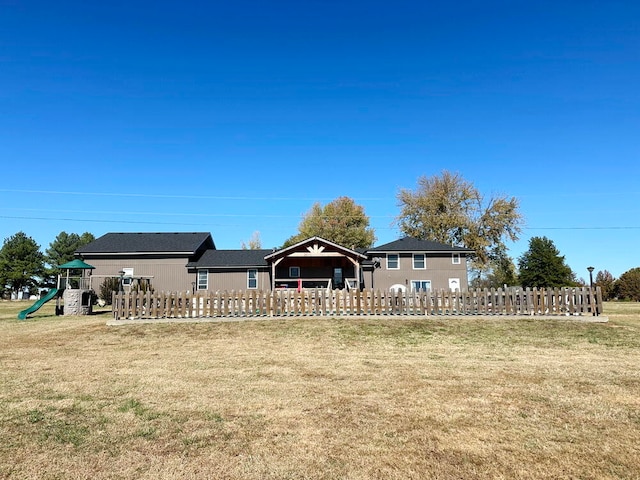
[1,0,638,279]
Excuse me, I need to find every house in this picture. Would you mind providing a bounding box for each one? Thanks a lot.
[76,232,472,294]
[366,237,471,292]
[75,232,215,292]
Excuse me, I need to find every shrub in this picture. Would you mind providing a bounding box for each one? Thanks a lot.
[99,277,121,305]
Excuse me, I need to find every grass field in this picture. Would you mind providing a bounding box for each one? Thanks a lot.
[1,301,638,479]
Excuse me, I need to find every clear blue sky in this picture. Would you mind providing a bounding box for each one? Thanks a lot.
[1,1,638,280]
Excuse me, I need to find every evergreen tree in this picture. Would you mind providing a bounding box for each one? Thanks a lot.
[43,231,95,288]
[0,232,46,296]
[45,231,95,267]
[595,270,616,300]
[518,236,574,288]
[615,267,640,301]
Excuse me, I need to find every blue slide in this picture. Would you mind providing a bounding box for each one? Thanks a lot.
[17,288,58,320]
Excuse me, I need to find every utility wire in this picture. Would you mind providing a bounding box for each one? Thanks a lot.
[1,215,638,231]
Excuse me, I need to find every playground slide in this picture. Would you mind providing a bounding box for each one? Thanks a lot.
[17,288,59,320]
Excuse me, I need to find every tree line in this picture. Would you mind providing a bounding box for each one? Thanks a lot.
[2,171,638,300]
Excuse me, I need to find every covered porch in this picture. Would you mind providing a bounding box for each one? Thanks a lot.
[264,237,367,291]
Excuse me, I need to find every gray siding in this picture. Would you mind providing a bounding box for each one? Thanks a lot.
[81,256,193,293]
[367,252,469,291]
[204,269,271,292]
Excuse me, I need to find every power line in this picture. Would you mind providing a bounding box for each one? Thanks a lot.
[4,207,394,219]
[0,188,388,201]
[1,214,639,231]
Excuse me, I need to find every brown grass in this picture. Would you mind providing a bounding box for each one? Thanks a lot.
[1,301,639,479]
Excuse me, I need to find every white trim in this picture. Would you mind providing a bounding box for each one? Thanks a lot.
[412,253,426,270]
[386,254,399,270]
[411,280,431,292]
[197,269,208,290]
[247,269,258,289]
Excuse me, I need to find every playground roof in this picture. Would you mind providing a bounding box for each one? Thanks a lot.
[58,259,95,270]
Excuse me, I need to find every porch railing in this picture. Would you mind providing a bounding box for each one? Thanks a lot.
[111,286,602,320]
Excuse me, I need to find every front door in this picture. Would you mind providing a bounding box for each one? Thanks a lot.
[333,268,343,289]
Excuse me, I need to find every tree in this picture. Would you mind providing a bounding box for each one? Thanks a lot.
[45,231,95,267]
[283,196,376,248]
[595,270,616,301]
[0,232,46,297]
[518,236,574,288]
[43,231,95,287]
[241,231,262,250]
[471,252,518,289]
[396,171,523,268]
[614,268,640,301]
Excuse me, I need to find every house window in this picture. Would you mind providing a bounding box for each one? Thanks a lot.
[197,270,208,290]
[413,254,426,269]
[247,269,258,289]
[289,266,300,278]
[452,253,461,265]
[411,280,431,292]
[387,254,399,270]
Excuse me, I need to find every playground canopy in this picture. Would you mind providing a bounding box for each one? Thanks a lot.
[57,259,95,270]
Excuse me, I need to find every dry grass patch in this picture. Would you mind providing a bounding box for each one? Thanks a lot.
[0,301,639,479]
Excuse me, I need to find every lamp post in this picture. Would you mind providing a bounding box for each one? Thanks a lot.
[118,270,124,292]
[587,266,594,289]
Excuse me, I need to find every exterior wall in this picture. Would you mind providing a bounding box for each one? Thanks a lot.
[81,246,468,294]
[367,252,469,291]
[274,263,357,289]
[80,256,193,293]
[203,268,271,292]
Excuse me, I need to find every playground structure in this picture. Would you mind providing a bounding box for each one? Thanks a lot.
[17,259,96,320]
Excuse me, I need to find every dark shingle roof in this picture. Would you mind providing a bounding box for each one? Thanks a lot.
[188,249,272,268]
[76,232,215,255]
[367,237,472,253]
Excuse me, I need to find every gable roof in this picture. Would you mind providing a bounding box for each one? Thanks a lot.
[187,249,272,268]
[367,237,473,253]
[264,236,367,261]
[76,232,215,255]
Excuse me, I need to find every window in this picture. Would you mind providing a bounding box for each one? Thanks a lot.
[247,269,258,289]
[387,254,399,270]
[289,266,300,278]
[197,270,208,290]
[413,254,426,269]
[411,280,431,292]
[452,253,461,265]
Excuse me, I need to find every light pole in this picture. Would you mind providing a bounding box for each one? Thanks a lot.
[118,270,125,292]
[587,266,594,289]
